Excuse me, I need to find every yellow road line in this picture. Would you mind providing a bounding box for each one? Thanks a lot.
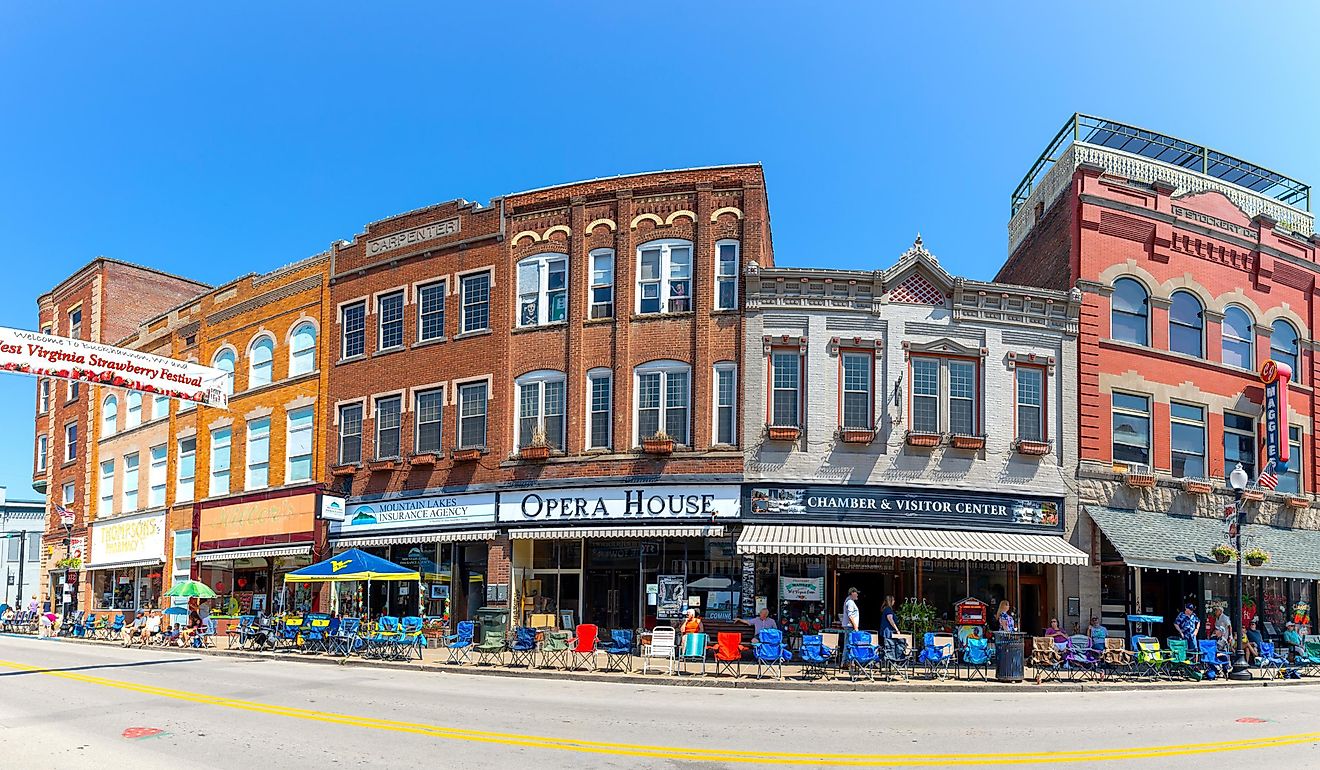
[1,657,1315,765]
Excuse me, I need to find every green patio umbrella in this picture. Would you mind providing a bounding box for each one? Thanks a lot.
[165,580,218,599]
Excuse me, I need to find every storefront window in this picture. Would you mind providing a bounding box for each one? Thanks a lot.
[93,567,162,612]
[777,555,827,638]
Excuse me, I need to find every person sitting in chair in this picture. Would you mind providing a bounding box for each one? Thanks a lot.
[1245,617,1265,664]
[1283,623,1305,661]
[737,608,777,641]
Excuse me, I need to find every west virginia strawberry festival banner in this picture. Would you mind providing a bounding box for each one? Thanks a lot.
[0,326,229,408]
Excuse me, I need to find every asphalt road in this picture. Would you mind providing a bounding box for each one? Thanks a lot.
[0,635,1318,769]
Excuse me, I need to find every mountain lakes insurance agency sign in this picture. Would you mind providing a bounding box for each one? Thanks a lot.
[331,492,497,537]
[746,485,1062,533]
[498,485,741,525]
[89,511,166,568]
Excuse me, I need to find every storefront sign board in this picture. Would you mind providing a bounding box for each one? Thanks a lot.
[1261,360,1292,469]
[199,493,317,546]
[332,492,497,536]
[89,511,166,567]
[779,576,825,602]
[498,485,740,524]
[746,485,1063,532]
[657,574,686,618]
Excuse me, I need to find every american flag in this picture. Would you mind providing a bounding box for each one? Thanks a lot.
[1258,461,1279,490]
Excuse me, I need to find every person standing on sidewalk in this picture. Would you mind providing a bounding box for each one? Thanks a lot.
[997,600,1016,633]
[843,588,861,632]
[27,595,39,616]
[879,595,899,641]
[1175,604,1200,646]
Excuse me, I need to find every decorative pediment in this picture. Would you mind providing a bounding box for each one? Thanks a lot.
[763,334,808,355]
[902,338,987,359]
[882,235,955,306]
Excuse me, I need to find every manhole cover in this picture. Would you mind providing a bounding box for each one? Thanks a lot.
[122,727,166,740]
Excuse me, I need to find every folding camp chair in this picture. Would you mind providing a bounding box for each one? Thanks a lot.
[882,636,912,681]
[751,629,793,680]
[302,614,332,653]
[1132,636,1173,680]
[1256,641,1288,679]
[846,631,880,682]
[1100,637,1134,678]
[1164,638,1202,680]
[601,629,634,673]
[507,627,539,668]
[329,618,362,657]
[1295,640,1320,677]
[679,631,708,675]
[798,634,833,680]
[919,633,955,680]
[398,617,426,661]
[226,615,255,649]
[473,624,507,666]
[60,611,83,637]
[640,626,676,675]
[444,621,476,664]
[1198,640,1231,679]
[961,637,993,681]
[277,616,304,651]
[1030,636,1065,682]
[539,630,571,669]
[104,614,125,641]
[714,632,744,678]
[567,624,599,671]
[1064,634,1103,681]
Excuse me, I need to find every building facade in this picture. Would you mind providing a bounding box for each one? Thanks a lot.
[324,165,771,629]
[33,259,209,612]
[0,491,46,609]
[740,239,1082,635]
[997,114,1320,639]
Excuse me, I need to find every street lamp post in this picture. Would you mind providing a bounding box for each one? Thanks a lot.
[1226,463,1252,680]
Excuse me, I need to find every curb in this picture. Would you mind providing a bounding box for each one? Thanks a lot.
[14,633,1319,694]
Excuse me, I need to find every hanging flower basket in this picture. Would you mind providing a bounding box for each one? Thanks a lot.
[1210,544,1237,564]
[1181,478,1213,496]
[1244,548,1270,567]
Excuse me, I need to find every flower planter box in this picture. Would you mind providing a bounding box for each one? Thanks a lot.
[452,447,482,462]
[1182,478,1213,495]
[839,428,875,444]
[949,434,986,451]
[1241,489,1266,503]
[641,437,674,455]
[366,459,401,473]
[905,431,941,448]
[1285,495,1310,510]
[1015,439,1050,456]
[766,425,801,442]
[519,445,551,461]
[1123,471,1156,488]
[408,453,439,466]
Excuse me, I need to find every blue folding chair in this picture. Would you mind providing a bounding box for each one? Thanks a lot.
[961,637,993,681]
[445,620,476,664]
[846,631,881,681]
[1198,640,1231,680]
[1256,641,1289,678]
[105,613,125,641]
[226,615,255,649]
[369,616,402,659]
[329,617,362,657]
[679,632,708,675]
[751,629,793,680]
[918,633,955,679]
[302,613,332,653]
[507,626,540,668]
[601,629,634,673]
[398,617,426,661]
[798,634,833,680]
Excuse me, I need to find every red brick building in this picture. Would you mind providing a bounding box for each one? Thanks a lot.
[325,165,771,628]
[33,259,209,612]
[997,115,1320,639]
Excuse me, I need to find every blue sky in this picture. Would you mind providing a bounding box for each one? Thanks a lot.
[1,2,1318,500]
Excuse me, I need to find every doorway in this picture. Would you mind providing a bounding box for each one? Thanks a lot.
[836,571,890,630]
[585,569,638,630]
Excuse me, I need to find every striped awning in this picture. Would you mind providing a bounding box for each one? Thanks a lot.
[331,530,499,548]
[736,525,1088,565]
[193,544,313,563]
[509,525,726,540]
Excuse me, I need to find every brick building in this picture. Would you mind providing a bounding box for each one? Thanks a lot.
[324,165,770,628]
[33,259,209,612]
[997,114,1320,639]
[739,238,1083,634]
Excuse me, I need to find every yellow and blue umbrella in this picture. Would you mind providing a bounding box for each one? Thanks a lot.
[282,548,420,583]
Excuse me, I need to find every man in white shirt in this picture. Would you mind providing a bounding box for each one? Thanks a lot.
[843,587,861,632]
[1213,607,1233,650]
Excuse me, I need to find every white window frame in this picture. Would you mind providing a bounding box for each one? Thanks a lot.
[210,427,232,497]
[338,402,364,464]
[125,392,143,430]
[715,239,740,311]
[286,406,314,483]
[840,351,873,431]
[633,360,691,446]
[212,348,237,396]
[909,356,979,436]
[68,306,82,339]
[460,271,492,334]
[517,254,569,328]
[585,368,613,450]
[148,444,167,508]
[1223,410,1257,480]
[456,380,489,450]
[65,422,77,462]
[246,418,271,490]
[289,321,318,376]
[340,300,367,359]
[102,395,118,438]
[635,239,693,315]
[1221,305,1255,370]
[62,481,75,506]
[589,249,615,320]
[416,280,447,342]
[39,379,49,413]
[376,289,406,351]
[248,334,275,387]
[1281,426,1304,495]
[36,434,47,473]
[122,452,140,512]
[177,437,196,503]
[413,388,445,454]
[514,370,567,451]
[374,395,403,459]
[713,362,738,446]
[99,459,114,515]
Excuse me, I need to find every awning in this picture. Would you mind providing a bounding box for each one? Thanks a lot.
[331,530,499,548]
[509,525,726,540]
[1087,506,1320,580]
[193,544,313,563]
[736,525,1088,565]
[84,559,165,571]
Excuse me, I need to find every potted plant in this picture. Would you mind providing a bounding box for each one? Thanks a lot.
[1210,544,1237,564]
[641,430,675,455]
[519,427,551,461]
[1181,477,1213,495]
[1244,547,1270,567]
[1285,494,1310,509]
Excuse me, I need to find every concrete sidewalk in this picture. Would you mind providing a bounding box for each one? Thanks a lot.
[11,630,1316,694]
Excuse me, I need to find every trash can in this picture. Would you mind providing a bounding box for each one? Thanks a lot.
[475,607,509,644]
[994,631,1025,682]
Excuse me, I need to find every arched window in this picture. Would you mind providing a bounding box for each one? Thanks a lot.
[1111,278,1149,345]
[290,323,317,376]
[249,336,274,387]
[213,348,236,396]
[102,395,118,437]
[514,370,566,451]
[1271,319,1300,376]
[1222,306,1254,369]
[517,254,568,328]
[1169,291,1204,358]
[634,360,691,445]
[125,392,142,429]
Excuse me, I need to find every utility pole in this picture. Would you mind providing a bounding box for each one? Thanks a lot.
[16,530,26,613]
